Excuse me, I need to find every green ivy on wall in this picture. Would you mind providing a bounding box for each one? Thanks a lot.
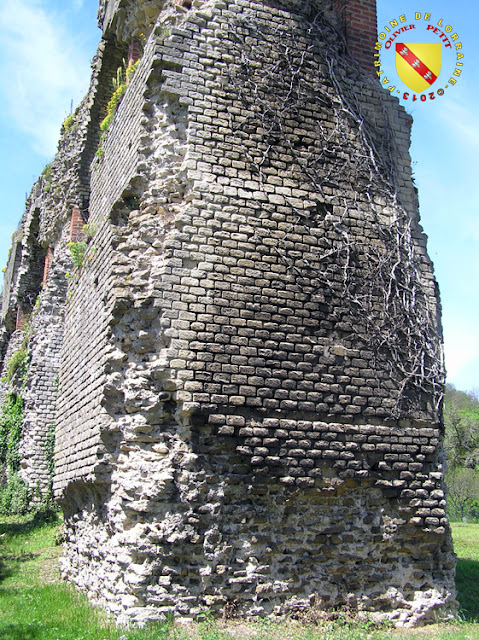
[0,393,24,470]
[0,393,30,514]
[0,319,32,513]
[2,347,29,384]
[44,423,56,482]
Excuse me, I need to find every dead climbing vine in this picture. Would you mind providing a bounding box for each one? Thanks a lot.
[221,5,444,419]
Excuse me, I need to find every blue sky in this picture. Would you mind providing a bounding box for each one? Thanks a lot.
[0,0,477,393]
[377,0,479,394]
[0,0,99,245]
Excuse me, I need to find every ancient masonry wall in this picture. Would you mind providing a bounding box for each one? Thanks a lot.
[51,0,455,627]
[0,34,124,493]
[0,0,456,629]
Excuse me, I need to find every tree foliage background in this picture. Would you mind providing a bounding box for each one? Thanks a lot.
[444,383,479,521]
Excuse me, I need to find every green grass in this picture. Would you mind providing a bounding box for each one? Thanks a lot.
[0,512,171,640]
[0,515,478,639]
[452,523,479,621]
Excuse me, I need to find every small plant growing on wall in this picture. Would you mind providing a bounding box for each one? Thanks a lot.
[3,347,29,384]
[2,318,32,385]
[95,134,106,160]
[62,99,80,133]
[95,55,141,161]
[62,113,75,132]
[41,162,54,193]
[65,230,98,301]
[83,223,97,239]
[100,59,140,133]
[68,241,87,269]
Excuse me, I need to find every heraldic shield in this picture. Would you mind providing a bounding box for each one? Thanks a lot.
[395,42,442,93]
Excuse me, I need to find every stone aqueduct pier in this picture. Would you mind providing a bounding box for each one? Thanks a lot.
[0,0,456,627]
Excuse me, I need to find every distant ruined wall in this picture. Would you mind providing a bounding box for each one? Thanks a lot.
[0,0,455,629]
[0,35,118,494]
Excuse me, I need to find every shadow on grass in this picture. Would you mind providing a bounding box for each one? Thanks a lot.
[0,508,59,538]
[0,623,45,640]
[456,557,479,621]
[0,551,39,585]
[0,509,59,584]
[0,556,13,582]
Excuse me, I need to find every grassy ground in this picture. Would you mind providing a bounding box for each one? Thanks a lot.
[0,513,478,640]
[451,522,479,621]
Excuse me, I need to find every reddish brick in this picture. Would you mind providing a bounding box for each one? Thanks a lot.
[334,0,378,74]
[69,206,85,242]
[42,248,53,286]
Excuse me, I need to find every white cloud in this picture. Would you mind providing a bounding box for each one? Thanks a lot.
[437,97,479,151]
[443,317,479,391]
[0,1,92,157]
[466,216,479,244]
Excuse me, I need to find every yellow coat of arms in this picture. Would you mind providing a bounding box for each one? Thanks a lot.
[395,43,442,92]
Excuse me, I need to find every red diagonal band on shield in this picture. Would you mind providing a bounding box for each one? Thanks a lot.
[395,43,438,85]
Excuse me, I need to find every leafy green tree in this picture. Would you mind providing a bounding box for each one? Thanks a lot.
[446,466,479,521]
[443,385,479,521]
[444,384,479,469]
